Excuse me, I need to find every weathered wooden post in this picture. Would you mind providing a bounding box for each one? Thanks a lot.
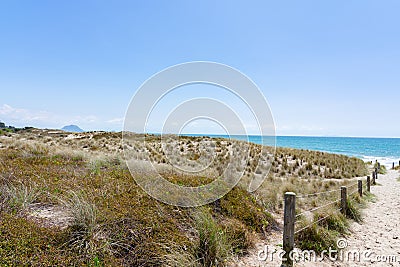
[341,186,347,216]
[358,180,363,197]
[372,171,376,185]
[393,162,395,169]
[367,176,371,192]
[375,168,378,180]
[282,192,296,267]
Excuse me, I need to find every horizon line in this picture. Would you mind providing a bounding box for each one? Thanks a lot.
[2,124,399,139]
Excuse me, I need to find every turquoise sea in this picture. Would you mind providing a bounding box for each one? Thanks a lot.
[185,134,400,167]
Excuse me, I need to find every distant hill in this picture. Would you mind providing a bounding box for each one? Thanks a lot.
[61,125,84,133]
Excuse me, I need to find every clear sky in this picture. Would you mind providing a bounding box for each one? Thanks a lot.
[1,1,399,137]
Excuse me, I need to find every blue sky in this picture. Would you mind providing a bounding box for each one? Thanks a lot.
[1,1,399,137]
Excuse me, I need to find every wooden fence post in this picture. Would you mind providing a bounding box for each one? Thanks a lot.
[282,192,296,267]
[372,171,376,185]
[393,162,395,169]
[375,168,378,180]
[341,186,347,216]
[367,176,371,192]
[358,180,362,197]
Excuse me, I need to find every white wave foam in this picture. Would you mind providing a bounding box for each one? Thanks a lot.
[361,155,399,168]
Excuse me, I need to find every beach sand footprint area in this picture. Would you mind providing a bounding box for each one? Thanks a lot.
[340,169,400,267]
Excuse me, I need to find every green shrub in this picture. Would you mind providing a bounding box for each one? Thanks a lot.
[219,187,274,232]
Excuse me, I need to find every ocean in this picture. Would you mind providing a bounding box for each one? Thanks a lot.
[185,134,400,167]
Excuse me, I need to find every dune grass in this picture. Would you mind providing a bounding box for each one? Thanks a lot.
[0,140,273,266]
[295,188,373,254]
[0,129,370,265]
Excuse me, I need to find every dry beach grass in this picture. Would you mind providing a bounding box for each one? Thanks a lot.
[0,129,370,266]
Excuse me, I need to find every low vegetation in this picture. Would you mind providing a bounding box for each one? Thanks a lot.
[295,186,374,255]
[0,129,370,265]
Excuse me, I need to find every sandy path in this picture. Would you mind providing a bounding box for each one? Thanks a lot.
[338,169,400,267]
[232,170,400,267]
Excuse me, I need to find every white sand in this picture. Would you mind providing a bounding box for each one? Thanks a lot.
[338,169,400,267]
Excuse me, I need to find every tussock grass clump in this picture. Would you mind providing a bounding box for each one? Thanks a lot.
[378,165,387,174]
[374,162,387,174]
[0,181,40,213]
[192,209,254,267]
[362,191,377,203]
[162,244,200,267]
[345,196,363,222]
[194,209,232,266]
[60,191,99,253]
[314,209,348,235]
[295,223,338,254]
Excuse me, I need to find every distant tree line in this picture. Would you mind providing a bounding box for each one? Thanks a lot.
[0,121,32,133]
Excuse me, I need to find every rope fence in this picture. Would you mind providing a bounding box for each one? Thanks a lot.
[281,173,375,267]
[293,183,358,234]
[295,198,341,219]
[295,188,341,199]
[347,182,358,189]
[294,213,333,235]
[349,188,359,196]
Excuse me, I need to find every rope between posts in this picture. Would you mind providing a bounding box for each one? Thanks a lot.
[349,189,359,196]
[295,188,341,199]
[294,213,332,235]
[284,177,371,260]
[347,182,358,189]
[363,184,369,191]
[295,198,341,218]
